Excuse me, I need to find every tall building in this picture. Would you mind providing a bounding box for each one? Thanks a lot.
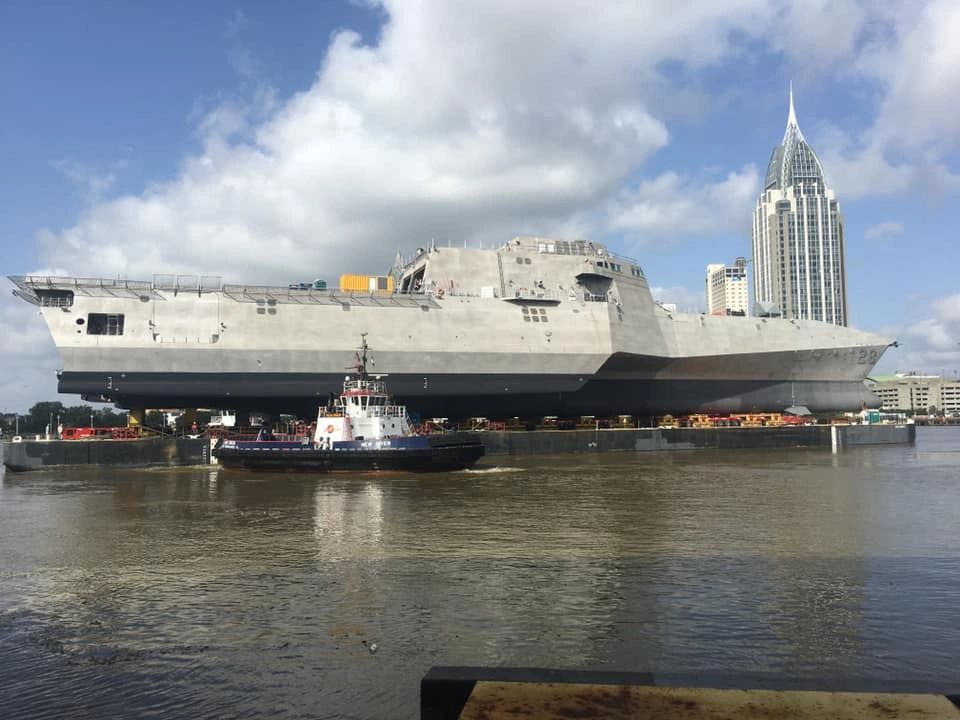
[705,258,749,316]
[752,86,847,325]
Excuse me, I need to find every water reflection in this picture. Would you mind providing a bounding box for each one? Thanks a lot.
[313,482,384,561]
[0,431,959,719]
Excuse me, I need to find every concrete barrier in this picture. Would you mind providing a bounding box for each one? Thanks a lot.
[422,666,960,720]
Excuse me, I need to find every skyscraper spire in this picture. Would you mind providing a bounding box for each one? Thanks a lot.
[783,81,804,142]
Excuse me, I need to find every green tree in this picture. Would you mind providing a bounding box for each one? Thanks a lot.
[26,402,67,434]
[62,405,95,428]
[98,408,128,427]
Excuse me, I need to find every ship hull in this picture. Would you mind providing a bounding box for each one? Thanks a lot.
[213,434,485,472]
[10,236,893,418]
[63,370,880,417]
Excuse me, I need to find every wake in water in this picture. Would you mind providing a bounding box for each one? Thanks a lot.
[458,466,525,474]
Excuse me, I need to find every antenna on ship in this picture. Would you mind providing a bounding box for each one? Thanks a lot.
[351,333,372,381]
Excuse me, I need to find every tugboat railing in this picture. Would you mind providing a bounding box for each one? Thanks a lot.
[343,379,388,393]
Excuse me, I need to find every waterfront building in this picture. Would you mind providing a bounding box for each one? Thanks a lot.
[705,258,749,316]
[752,86,847,326]
[867,373,960,415]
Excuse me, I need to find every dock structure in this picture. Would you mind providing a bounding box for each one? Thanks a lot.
[422,667,960,720]
[2,423,915,472]
[477,423,916,456]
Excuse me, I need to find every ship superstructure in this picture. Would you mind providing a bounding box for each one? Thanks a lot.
[9,236,891,417]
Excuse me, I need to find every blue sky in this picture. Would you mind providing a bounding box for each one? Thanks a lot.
[2,0,959,411]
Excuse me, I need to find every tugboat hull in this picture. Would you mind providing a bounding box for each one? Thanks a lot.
[213,433,485,473]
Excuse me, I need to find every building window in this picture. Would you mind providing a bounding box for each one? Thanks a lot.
[87,313,125,336]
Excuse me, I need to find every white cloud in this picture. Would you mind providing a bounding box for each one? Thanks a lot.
[819,0,960,199]
[608,166,759,240]
[770,0,869,73]
[0,292,62,413]
[650,285,705,313]
[863,220,904,240]
[34,0,806,284]
[50,159,128,204]
[885,294,960,375]
[32,0,958,280]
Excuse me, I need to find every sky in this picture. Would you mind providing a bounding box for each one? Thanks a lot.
[1,0,959,412]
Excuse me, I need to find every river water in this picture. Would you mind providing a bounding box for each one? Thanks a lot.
[1,427,959,718]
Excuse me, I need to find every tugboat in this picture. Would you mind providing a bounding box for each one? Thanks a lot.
[213,336,485,472]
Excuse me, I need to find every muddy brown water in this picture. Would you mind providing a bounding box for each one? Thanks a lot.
[1,427,958,718]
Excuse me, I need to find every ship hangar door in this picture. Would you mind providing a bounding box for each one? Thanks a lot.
[150,275,222,345]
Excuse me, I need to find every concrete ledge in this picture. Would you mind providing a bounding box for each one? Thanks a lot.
[422,667,960,720]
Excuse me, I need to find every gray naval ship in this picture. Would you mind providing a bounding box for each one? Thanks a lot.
[9,236,891,418]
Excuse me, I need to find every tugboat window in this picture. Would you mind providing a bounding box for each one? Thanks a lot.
[87,313,125,336]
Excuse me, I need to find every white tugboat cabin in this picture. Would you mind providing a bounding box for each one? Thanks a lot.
[315,337,414,447]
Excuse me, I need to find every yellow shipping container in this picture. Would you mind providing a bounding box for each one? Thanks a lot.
[339,274,394,293]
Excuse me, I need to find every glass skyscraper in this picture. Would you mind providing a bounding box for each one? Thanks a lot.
[752,87,847,326]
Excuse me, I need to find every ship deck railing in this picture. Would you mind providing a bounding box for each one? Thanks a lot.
[349,406,408,418]
[222,286,438,308]
[8,275,439,307]
[393,236,644,278]
[343,379,388,394]
[11,271,629,306]
[317,406,407,418]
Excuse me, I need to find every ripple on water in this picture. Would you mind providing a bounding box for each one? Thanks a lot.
[1,431,959,718]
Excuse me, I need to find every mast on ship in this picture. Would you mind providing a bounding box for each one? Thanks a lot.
[350,333,372,381]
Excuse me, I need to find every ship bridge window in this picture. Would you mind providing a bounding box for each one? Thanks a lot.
[37,289,74,307]
[402,266,426,293]
[87,313,125,336]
